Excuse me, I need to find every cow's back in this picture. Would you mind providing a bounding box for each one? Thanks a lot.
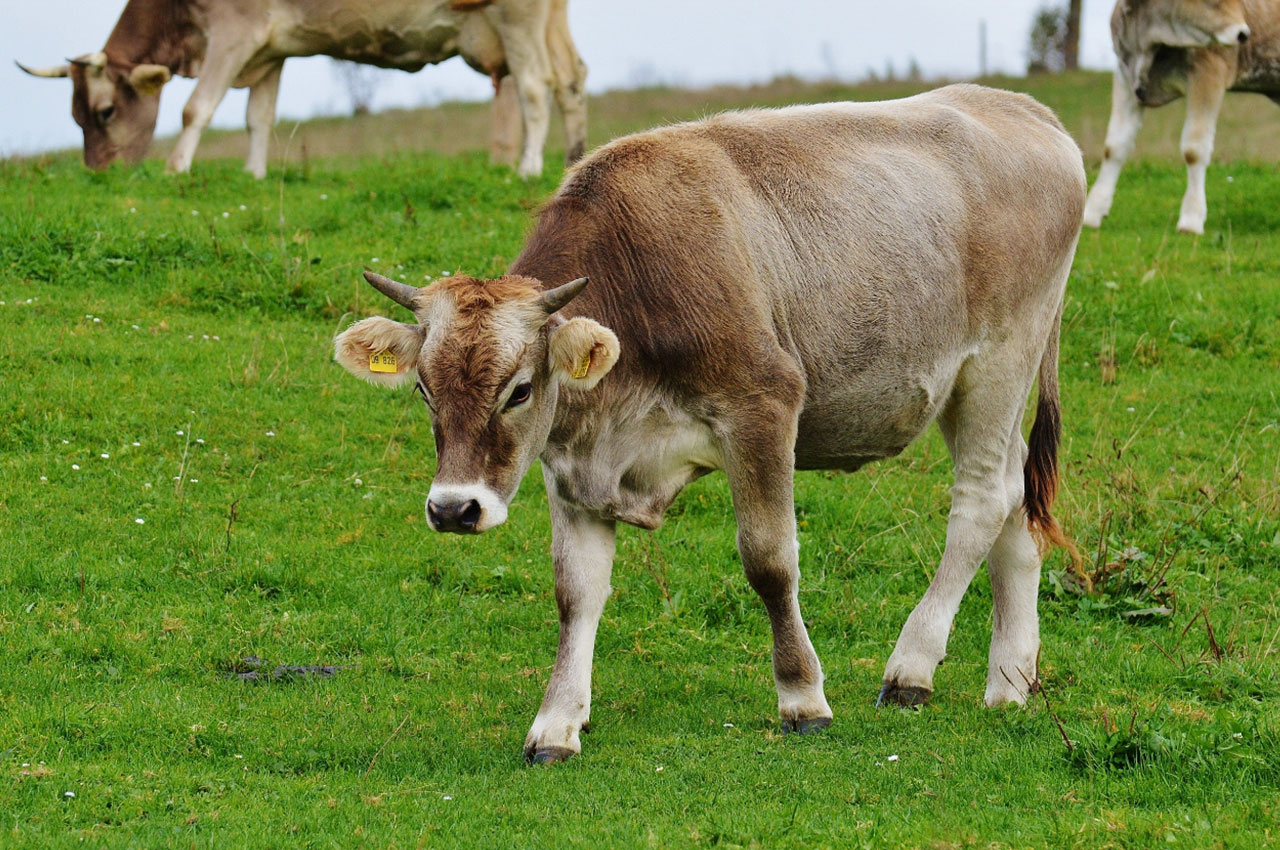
[513,84,1083,463]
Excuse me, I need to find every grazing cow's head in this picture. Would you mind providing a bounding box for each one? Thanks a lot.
[17,53,171,170]
[334,272,619,534]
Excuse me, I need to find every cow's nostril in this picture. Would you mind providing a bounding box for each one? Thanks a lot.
[427,499,444,527]
[1239,29,1250,43]
[458,500,482,530]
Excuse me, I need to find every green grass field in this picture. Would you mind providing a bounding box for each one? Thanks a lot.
[2,72,1278,848]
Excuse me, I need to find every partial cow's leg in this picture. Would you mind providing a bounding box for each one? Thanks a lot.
[1176,57,1230,235]
[486,2,553,177]
[1082,69,1145,228]
[546,0,588,164]
[243,61,283,180]
[879,373,1027,707]
[721,394,832,733]
[524,475,616,763]
[983,428,1043,706]
[489,75,521,168]
[167,40,260,175]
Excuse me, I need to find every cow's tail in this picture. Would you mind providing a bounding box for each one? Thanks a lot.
[1023,308,1084,572]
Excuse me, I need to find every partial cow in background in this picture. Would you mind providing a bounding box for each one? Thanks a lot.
[18,0,587,179]
[1083,0,1275,234]
[332,85,1085,763]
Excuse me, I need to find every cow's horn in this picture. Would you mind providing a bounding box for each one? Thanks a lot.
[539,276,589,314]
[68,52,108,70]
[363,271,421,311]
[15,60,70,78]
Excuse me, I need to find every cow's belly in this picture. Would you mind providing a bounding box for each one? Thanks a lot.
[793,360,963,471]
[271,2,487,70]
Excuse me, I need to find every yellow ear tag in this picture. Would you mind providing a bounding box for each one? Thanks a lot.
[570,352,591,380]
[369,350,398,374]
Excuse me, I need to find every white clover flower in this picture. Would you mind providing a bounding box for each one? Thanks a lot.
[135,518,145,525]
[71,464,80,470]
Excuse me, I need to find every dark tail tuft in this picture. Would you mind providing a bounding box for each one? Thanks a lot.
[1024,317,1083,570]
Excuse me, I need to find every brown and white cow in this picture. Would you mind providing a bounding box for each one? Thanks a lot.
[333,84,1085,762]
[18,0,587,178]
[1083,0,1273,233]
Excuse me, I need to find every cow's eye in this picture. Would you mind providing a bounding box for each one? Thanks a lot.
[98,105,116,124]
[505,382,532,410]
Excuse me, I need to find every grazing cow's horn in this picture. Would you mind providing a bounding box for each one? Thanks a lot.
[539,277,589,314]
[68,52,108,70]
[363,271,421,311]
[15,60,70,78]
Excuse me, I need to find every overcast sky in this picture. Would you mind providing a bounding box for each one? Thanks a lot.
[2,0,1118,157]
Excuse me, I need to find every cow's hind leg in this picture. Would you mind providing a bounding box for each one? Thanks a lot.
[546,0,588,164]
[486,2,553,177]
[983,428,1043,706]
[524,478,616,764]
[879,369,1028,707]
[722,391,832,733]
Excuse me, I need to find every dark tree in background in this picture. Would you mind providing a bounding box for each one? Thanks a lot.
[1065,0,1082,69]
[331,60,382,116]
[1027,3,1078,74]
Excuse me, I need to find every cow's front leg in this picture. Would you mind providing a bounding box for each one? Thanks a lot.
[723,399,832,733]
[486,3,553,177]
[1083,69,1145,228]
[166,38,259,175]
[524,485,616,764]
[1176,58,1229,235]
[244,61,283,179]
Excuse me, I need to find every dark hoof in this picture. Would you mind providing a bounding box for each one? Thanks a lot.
[876,682,931,708]
[782,715,832,735]
[526,746,576,765]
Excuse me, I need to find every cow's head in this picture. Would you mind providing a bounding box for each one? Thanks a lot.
[17,53,171,170]
[334,271,619,534]
[1129,0,1250,50]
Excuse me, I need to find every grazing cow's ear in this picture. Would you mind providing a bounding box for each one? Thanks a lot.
[548,317,619,390]
[334,317,425,388]
[128,64,171,95]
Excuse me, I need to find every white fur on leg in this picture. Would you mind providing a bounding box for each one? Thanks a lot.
[1083,70,1145,228]
[984,513,1042,706]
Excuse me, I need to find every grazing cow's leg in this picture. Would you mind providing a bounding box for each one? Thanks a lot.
[489,76,521,168]
[524,481,616,763]
[1083,69,1145,228]
[1176,59,1229,235]
[723,395,832,733]
[486,3,554,177]
[982,427,1043,707]
[244,61,283,180]
[546,0,588,164]
[880,370,1028,707]
[167,39,260,175]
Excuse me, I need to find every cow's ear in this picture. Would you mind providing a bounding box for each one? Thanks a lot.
[334,317,425,388]
[548,317,619,390]
[128,64,171,95]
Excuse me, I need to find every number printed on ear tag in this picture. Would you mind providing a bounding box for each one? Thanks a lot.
[571,353,591,380]
[369,350,398,373]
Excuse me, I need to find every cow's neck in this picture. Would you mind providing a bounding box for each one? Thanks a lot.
[541,387,721,530]
[105,0,204,75]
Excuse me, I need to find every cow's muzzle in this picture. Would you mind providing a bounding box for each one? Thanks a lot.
[424,483,509,534]
[427,497,482,533]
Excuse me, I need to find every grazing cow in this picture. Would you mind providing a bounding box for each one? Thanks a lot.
[1083,0,1267,233]
[18,0,587,178]
[333,84,1085,762]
